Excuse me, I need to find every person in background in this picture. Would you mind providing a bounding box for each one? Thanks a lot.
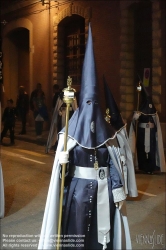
[30,83,45,111]
[1,99,17,145]
[33,89,48,139]
[52,84,61,110]
[16,86,29,135]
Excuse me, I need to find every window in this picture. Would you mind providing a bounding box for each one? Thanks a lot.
[64,15,85,85]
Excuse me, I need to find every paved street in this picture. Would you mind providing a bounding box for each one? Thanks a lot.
[0,138,165,250]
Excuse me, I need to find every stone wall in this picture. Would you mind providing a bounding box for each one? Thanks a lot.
[119,4,135,120]
[119,0,166,155]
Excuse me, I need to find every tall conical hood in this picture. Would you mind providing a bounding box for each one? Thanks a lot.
[140,81,149,103]
[79,24,98,105]
[103,75,125,131]
[139,82,156,115]
[60,24,116,148]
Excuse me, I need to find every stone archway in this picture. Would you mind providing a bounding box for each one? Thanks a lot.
[2,18,34,103]
[52,4,91,86]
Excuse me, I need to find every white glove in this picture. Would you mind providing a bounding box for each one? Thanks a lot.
[59,151,69,164]
[115,200,124,210]
[133,112,141,120]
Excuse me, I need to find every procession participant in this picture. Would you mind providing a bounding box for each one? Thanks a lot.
[1,99,17,145]
[30,83,45,111]
[38,24,133,250]
[16,86,29,135]
[129,82,166,174]
[52,84,61,110]
[0,102,5,218]
[33,88,48,139]
[103,76,138,197]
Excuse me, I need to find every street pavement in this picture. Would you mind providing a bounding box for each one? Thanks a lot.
[0,127,165,250]
[13,122,49,146]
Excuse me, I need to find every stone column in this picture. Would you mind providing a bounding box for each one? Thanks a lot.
[119,2,135,121]
[152,1,162,113]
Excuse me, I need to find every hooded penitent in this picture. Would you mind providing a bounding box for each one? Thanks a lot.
[38,23,136,250]
[103,76,138,196]
[61,24,116,149]
[129,82,166,173]
[139,82,156,115]
[103,75,125,131]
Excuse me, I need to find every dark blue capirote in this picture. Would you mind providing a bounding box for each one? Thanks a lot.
[139,82,156,115]
[103,75,125,131]
[136,83,157,173]
[61,24,116,148]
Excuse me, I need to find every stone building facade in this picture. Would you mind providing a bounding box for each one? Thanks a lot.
[1,0,165,150]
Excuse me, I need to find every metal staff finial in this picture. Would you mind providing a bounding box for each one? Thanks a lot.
[63,76,76,104]
[57,76,76,250]
[137,81,142,92]
[136,81,142,111]
[67,75,72,87]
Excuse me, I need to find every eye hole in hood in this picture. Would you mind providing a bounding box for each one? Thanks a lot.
[86,100,92,105]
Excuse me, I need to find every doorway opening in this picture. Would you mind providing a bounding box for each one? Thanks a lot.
[4,27,29,105]
[57,15,85,88]
[132,1,152,104]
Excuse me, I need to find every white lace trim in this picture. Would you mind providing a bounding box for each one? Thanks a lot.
[112,187,126,203]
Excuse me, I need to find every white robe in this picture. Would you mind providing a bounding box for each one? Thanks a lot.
[117,127,138,197]
[0,102,5,218]
[38,134,137,249]
[0,162,5,218]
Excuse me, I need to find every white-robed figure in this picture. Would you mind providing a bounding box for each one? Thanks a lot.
[103,76,138,197]
[0,102,5,218]
[0,161,4,218]
[129,83,166,173]
[45,91,77,153]
[38,24,135,250]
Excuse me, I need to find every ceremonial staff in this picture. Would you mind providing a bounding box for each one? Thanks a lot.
[134,81,142,165]
[136,82,142,114]
[57,76,76,250]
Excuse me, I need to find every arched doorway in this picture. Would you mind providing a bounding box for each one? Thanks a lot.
[2,18,33,108]
[57,15,85,88]
[52,4,91,92]
[5,27,29,104]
